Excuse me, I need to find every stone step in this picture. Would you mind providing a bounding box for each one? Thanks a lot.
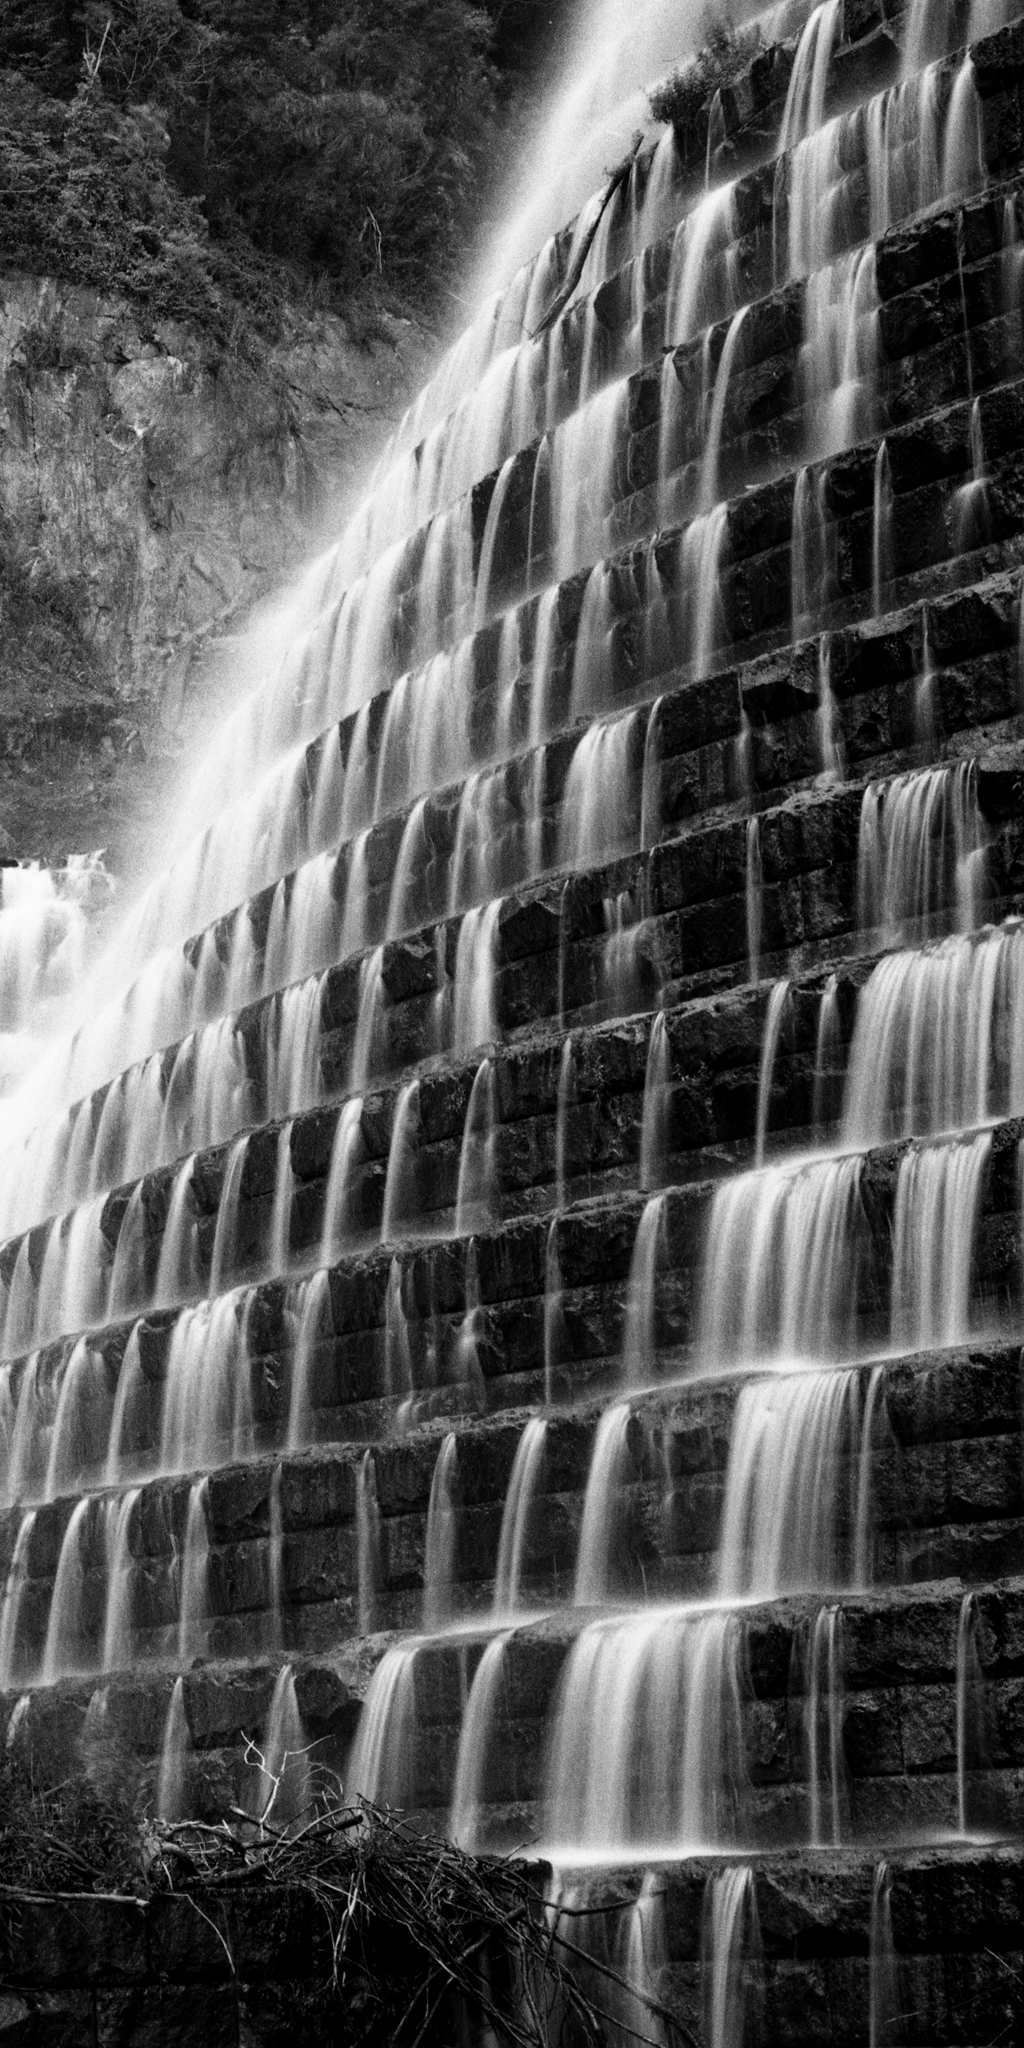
[9,552,1024,1306]
[396,47,1024,628]
[361,1,918,547]
[6,741,1024,1368]
[348,1577,1024,1848]
[187,374,1024,974]
[4,1091,1024,1479]
[70,177,1024,1095]
[397,6,1023,523]
[5,1334,1024,1680]
[23,551,1023,1259]
[9,1577,1024,1855]
[0,1836,1019,2048]
[137,166,1024,995]
[544,1842,1024,2048]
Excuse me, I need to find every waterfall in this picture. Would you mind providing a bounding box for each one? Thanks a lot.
[855,764,987,940]
[1,0,1022,1978]
[356,1449,382,1637]
[455,1057,498,1233]
[208,1133,249,1298]
[554,1036,575,1208]
[699,1153,865,1367]
[177,1478,211,1663]
[423,1433,459,1628]
[869,1862,899,2048]
[266,1465,283,1653]
[448,1632,511,1850]
[100,1487,141,1673]
[543,1220,563,1405]
[812,973,841,1133]
[842,928,1024,1144]
[717,1367,879,1597]
[558,714,644,870]
[639,1011,671,1190]
[543,1607,746,1855]
[286,1267,331,1450]
[381,1081,420,1241]
[701,1865,761,2048]
[698,307,748,510]
[871,441,894,617]
[320,1095,365,1261]
[574,1402,633,1604]
[956,1589,986,1836]
[0,1511,37,1689]
[620,1195,667,1386]
[806,1605,846,1847]
[452,902,500,1055]
[40,1497,93,1683]
[345,1643,419,1807]
[251,1664,311,1827]
[890,1130,991,1349]
[156,1676,190,1820]
[493,1416,547,1612]
[745,818,762,982]
[754,980,791,1165]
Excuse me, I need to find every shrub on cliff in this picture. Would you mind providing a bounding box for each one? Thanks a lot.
[648,9,744,131]
[0,66,276,346]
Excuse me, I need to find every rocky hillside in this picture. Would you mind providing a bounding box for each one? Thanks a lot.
[0,273,431,862]
[0,0,575,863]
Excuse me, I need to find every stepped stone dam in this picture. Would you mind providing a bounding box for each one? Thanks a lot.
[7,0,1024,2038]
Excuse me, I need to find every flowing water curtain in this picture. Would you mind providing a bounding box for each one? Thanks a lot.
[855,763,988,942]
[701,1865,762,2048]
[492,1416,547,1613]
[804,1603,848,1846]
[889,1129,992,1350]
[156,1675,191,1821]
[356,1448,382,1635]
[543,1607,748,1856]
[841,925,1024,1145]
[0,0,1022,1914]
[448,1631,513,1851]
[345,1642,420,1808]
[698,1152,866,1368]
[573,1401,635,1603]
[715,1366,883,1598]
[249,1664,311,1827]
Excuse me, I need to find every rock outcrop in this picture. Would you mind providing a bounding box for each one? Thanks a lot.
[0,275,431,854]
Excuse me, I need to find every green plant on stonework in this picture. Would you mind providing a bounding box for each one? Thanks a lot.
[648,6,744,132]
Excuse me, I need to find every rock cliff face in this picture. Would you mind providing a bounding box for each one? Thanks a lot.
[0,274,431,856]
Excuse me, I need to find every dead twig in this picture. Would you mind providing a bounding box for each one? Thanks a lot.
[529,134,644,339]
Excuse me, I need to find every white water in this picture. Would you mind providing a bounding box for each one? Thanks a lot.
[0,0,1014,1946]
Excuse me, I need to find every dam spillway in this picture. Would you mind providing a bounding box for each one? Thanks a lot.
[4,0,1024,2037]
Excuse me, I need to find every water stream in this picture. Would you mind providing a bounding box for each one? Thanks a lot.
[0,0,1017,1984]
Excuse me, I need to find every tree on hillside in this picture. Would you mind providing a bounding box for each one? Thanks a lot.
[0,0,565,335]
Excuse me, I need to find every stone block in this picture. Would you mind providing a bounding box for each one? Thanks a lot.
[0,1991,95,2048]
[96,1987,237,2048]
[0,1901,147,1989]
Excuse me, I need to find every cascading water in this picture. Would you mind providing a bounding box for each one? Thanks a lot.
[0,0,1021,2024]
